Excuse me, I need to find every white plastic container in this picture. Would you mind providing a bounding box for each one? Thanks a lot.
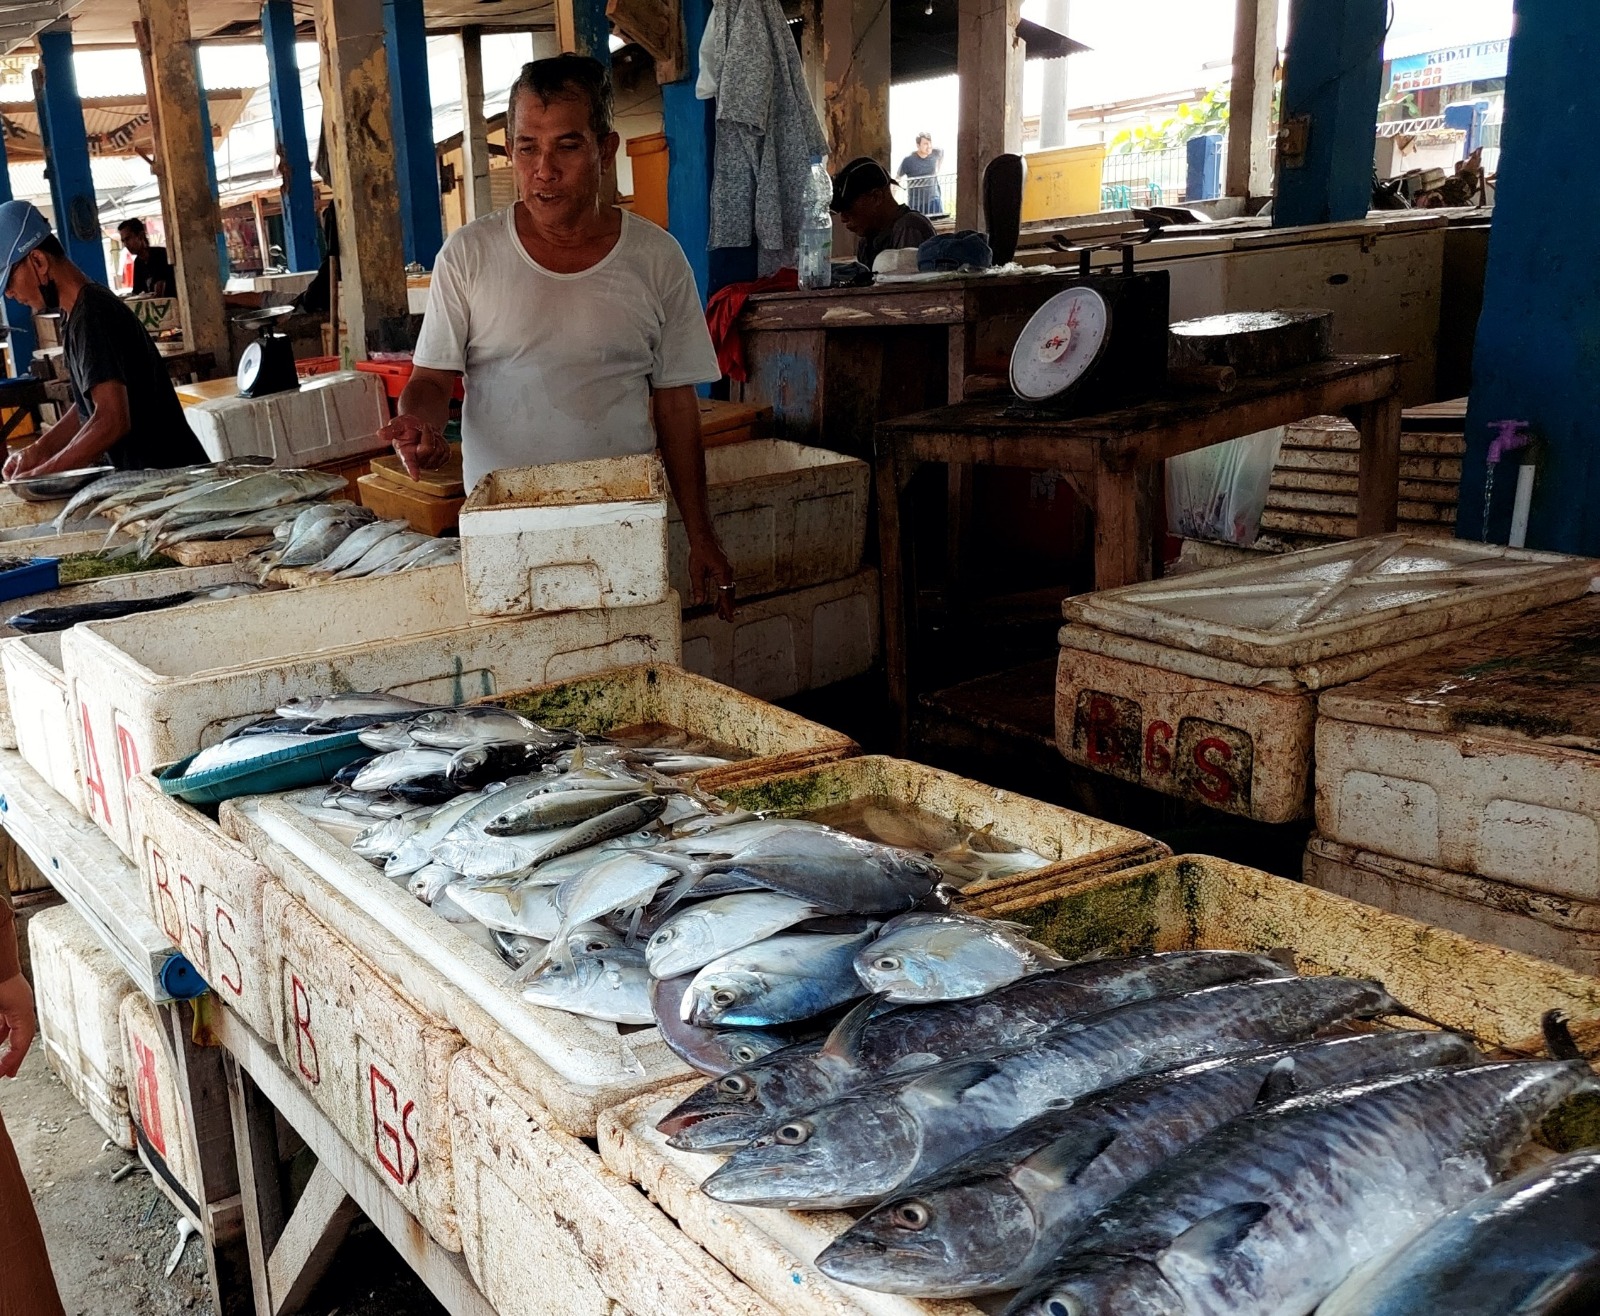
[61,565,680,855]
[451,1051,780,1316]
[120,991,203,1229]
[669,441,868,599]
[459,455,669,617]
[262,883,463,1250]
[682,569,880,702]
[28,902,136,1149]
[0,559,253,639]
[185,371,389,465]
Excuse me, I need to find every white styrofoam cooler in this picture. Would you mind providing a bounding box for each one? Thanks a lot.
[1056,537,1600,823]
[683,569,880,702]
[1316,594,1600,900]
[668,441,868,599]
[61,564,681,856]
[460,454,669,617]
[120,991,203,1228]
[186,370,389,465]
[28,902,136,1149]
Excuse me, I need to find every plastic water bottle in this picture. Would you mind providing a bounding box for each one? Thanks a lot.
[798,157,833,290]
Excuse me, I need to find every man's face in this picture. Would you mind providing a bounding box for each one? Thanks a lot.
[6,249,54,312]
[510,90,620,228]
[120,229,147,256]
[839,188,889,238]
[916,139,932,158]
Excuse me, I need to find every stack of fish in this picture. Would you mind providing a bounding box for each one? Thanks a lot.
[252,508,461,580]
[651,949,1600,1314]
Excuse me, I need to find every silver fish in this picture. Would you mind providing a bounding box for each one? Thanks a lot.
[333,529,432,579]
[684,928,878,1030]
[408,863,461,905]
[386,787,498,878]
[375,536,460,574]
[183,731,327,776]
[646,891,828,979]
[405,706,551,750]
[271,506,375,570]
[525,795,668,873]
[351,812,431,862]
[854,912,1066,1003]
[443,880,564,940]
[308,518,409,574]
[350,748,456,792]
[136,470,348,540]
[53,467,160,531]
[521,946,655,1024]
[522,851,682,977]
[651,973,791,1077]
[278,692,440,721]
[483,786,649,836]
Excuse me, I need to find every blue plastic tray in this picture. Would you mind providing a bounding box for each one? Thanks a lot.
[0,557,59,604]
[156,730,369,806]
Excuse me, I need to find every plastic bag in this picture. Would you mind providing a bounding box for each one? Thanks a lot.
[1165,426,1285,547]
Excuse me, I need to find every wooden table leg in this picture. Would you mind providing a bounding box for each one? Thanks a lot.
[944,325,975,600]
[1354,392,1403,536]
[874,434,912,751]
[1092,463,1158,590]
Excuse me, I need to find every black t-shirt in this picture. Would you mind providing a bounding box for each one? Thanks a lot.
[64,284,208,471]
[130,247,174,296]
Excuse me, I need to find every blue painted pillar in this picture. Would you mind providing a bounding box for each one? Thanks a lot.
[193,66,231,283]
[1273,0,1386,228]
[1184,133,1224,202]
[383,0,443,269]
[35,26,106,283]
[0,131,36,374]
[663,0,713,302]
[262,0,319,271]
[564,0,613,61]
[1458,3,1600,554]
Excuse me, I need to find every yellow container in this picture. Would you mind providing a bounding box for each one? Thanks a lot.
[1021,142,1107,222]
[174,376,239,408]
[626,132,670,230]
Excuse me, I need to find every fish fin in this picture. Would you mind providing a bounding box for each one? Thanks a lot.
[1263,947,1300,974]
[898,1059,1004,1111]
[883,1051,941,1075]
[1253,1056,1299,1106]
[816,992,886,1073]
[624,904,644,946]
[1160,1202,1270,1269]
[1011,1128,1117,1195]
[1543,1009,1585,1061]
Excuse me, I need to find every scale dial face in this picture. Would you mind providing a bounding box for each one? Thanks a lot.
[1010,285,1112,401]
[236,340,264,393]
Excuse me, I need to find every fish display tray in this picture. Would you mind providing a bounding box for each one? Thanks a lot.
[28,903,136,1150]
[478,662,860,794]
[186,370,390,467]
[683,570,880,702]
[120,991,203,1230]
[61,564,679,856]
[0,556,57,603]
[459,454,670,618]
[262,883,464,1250]
[1315,595,1600,900]
[229,795,693,1137]
[669,441,868,600]
[1304,835,1600,976]
[450,1050,782,1316]
[156,731,368,806]
[711,754,1166,912]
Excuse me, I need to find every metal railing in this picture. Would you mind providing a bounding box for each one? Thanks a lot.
[901,171,956,219]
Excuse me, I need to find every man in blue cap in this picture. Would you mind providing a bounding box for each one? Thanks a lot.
[0,200,206,481]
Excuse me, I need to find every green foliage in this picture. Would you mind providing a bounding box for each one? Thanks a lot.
[1111,88,1230,154]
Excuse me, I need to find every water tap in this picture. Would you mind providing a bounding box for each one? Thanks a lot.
[1487,419,1532,464]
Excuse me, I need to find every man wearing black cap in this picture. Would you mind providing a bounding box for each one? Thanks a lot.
[831,157,935,269]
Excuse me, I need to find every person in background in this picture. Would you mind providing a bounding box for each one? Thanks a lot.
[0,888,67,1316]
[897,133,945,216]
[0,202,208,479]
[831,157,935,269]
[117,218,173,298]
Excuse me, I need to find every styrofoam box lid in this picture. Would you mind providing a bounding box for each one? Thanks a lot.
[460,453,665,517]
[1317,592,1600,746]
[187,371,388,461]
[1063,536,1600,671]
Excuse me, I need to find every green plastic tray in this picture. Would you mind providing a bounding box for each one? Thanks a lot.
[156,730,370,806]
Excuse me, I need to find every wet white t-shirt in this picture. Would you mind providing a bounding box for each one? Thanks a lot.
[412,206,720,493]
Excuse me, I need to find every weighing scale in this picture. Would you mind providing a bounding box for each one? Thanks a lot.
[233,305,301,399]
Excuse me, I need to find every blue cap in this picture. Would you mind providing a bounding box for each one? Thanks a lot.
[0,200,53,292]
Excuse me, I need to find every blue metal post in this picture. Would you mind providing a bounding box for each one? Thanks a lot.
[1443,101,1489,157]
[566,0,613,62]
[35,25,106,283]
[1458,3,1600,554]
[1273,0,1387,228]
[1184,133,1224,202]
[262,0,319,271]
[193,67,231,284]
[663,0,713,303]
[0,129,37,374]
[383,0,443,269]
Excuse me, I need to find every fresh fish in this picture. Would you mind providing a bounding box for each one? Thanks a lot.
[431,831,563,882]
[308,519,408,574]
[53,467,160,530]
[351,813,431,863]
[854,911,1066,1003]
[817,1029,1481,1297]
[386,788,499,878]
[108,474,242,534]
[350,748,456,792]
[151,510,296,552]
[1317,1147,1600,1316]
[698,975,1401,1210]
[651,973,791,1077]
[443,880,564,940]
[646,891,828,979]
[428,884,499,953]
[357,720,429,752]
[521,850,682,976]
[374,536,460,574]
[658,950,1292,1151]
[521,946,655,1024]
[524,795,668,872]
[7,590,199,633]
[333,529,432,579]
[268,505,374,570]
[683,928,878,1030]
[446,741,550,790]
[183,732,328,777]
[483,786,649,836]
[136,470,348,543]
[278,692,440,722]
[491,930,541,970]
[1006,1061,1600,1316]
[408,863,461,905]
[405,706,567,751]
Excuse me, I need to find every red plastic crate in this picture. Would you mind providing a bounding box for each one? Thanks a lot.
[295,355,343,378]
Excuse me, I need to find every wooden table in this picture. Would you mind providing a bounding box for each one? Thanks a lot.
[873,354,1406,744]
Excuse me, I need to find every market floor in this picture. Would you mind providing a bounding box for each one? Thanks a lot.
[3,903,447,1316]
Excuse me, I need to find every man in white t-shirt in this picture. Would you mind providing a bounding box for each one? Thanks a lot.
[382,54,734,613]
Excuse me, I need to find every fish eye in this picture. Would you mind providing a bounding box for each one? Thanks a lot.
[773,1120,812,1146]
[731,1044,759,1064]
[872,955,902,972]
[711,988,739,1008]
[717,1074,751,1096]
[583,939,607,952]
[651,928,673,944]
[1047,1301,1081,1316]
[892,1201,930,1231]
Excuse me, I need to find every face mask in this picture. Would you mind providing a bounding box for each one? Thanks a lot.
[39,273,58,312]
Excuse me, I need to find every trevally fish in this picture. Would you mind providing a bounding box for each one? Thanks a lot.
[350,748,457,793]
[308,518,408,574]
[1006,1061,1599,1316]
[333,529,432,579]
[698,975,1399,1209]
[443,880,564,940]
[683,928,879,1030]
[651,973,790,1077]
[854,911,1066,1003]
[521,946,654,1024]
[646,891,828,980]
[374,536,460,574]
[817,1028,1481,1297]
[658,950,1292,1151]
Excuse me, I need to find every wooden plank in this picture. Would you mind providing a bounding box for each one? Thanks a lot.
[457,26,493,222]
[1355,392,1404,536]
[1270,470,1459,502]
[822,0,889,258]
[265,1160,360,1315]
[1092,463,1159,591]
[956,0,1024,230]
[1225,0,1280,198]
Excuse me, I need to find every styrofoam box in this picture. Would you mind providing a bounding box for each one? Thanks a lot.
[28,902,136,1149]
[599,1089,985,1316]
[668,441,868,599]
[127,777,276,1040]
[0,490,70,533]
[61,564,681,856]
[460,454,669,617]
[186,370,390,465]
[683,570,880,702]
[230,794,693,1136]
[1304,835,1600,976]
[0,559,253,639]
[119,992,203,1229]
[451,1050,780,1316]
[1316,595,1600,900]
[262,883,464,1250]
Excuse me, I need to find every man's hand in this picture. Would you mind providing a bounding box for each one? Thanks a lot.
[688,528,736,621]
[0,972,37,1079]
[382,413,449,481]
[2,448,30,482]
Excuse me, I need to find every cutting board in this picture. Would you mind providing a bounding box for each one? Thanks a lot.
[367,450,467,499]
